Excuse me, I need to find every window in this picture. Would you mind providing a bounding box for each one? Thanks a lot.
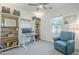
[52,16,64,34]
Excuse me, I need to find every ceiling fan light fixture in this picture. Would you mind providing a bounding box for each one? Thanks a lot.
[38,5,43,8]
[33,11,44,18]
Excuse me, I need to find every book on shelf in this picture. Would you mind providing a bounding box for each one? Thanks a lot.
[2,43,7,48]
[0,43,5,49]
[12,41,17,46]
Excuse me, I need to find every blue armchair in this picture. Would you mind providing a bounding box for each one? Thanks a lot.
[53,31,75,55]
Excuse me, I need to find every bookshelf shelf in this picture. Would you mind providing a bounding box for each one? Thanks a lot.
[0,45,19,52]
[1,12,19,18]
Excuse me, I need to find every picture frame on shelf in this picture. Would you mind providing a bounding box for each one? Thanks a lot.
[13,10,20,16]
[2,6,10,14]
[4,18,17,27]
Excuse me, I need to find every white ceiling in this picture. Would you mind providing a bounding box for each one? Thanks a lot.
[2,3,78,12]
[1,3,79,18]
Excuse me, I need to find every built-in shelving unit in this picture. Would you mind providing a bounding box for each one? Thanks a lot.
[32,16,40,40]
[0,6,20,52]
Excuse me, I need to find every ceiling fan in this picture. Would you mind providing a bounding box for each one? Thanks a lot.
[28,3,53,11]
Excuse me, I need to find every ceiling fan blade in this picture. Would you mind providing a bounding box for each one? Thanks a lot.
[43,6,53,10]
[36,8,40,11]
[43,7,47,9]
[39,3,49,5]
[28,3,49,6]
[48,7,53,9]
[28,3,38,6]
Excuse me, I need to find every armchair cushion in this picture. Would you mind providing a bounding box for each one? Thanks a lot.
[54,41,66,53]
[55,41,66,47]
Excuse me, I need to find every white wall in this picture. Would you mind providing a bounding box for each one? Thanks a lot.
[40,4,78,43]
[75,4,79,49]
[0,7,1,42]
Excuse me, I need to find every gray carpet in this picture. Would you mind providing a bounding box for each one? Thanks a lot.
[0,40,79,55]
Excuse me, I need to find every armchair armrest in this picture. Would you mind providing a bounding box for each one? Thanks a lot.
[67,40,75,54]
[53,37,60,41]
[67,40,75,44]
